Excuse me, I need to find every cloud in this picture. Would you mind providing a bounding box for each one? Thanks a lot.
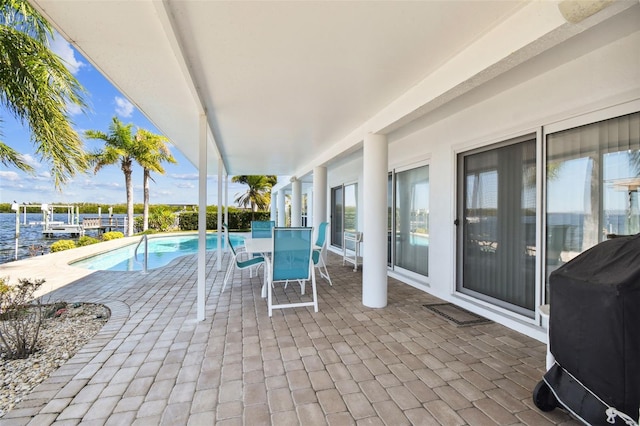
[20,154,42,169]
[81,179,121,190]
[29,171,52,182]
[114,96,134,118]
[31,185,54,193]
[171,173,199,180]
[0,171,21,181]
[176,182,195,189]
[49,36,84,75]
[66,102,83,116]
[0,171,26,191]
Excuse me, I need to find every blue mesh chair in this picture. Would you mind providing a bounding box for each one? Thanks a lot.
[222,224,265,292]
[312,222,332,285]
[267,227,318,317]
[251,220,275,238]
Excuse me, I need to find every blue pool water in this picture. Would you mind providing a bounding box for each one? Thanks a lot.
[70,233,244,272]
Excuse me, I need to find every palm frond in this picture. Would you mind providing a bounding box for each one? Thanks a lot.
[0,6,88,187]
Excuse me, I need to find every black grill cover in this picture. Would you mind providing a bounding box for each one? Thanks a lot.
[549,234,640,418]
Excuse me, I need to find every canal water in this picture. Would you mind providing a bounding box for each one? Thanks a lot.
[0,213,127,264]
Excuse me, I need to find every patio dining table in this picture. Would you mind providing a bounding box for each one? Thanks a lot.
[243,237,272,298]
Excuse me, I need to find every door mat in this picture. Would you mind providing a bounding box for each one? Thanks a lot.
[423,303,492,327]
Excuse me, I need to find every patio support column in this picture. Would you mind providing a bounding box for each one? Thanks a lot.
[306,187,313,227]
[216,158,223,271]
[270,191,277,222]
[225,174,229,252]
[291,178,302,227]
[197,114,207,321]
[362,133,388,308]
[313,166,327,230]
[277,190,286,227]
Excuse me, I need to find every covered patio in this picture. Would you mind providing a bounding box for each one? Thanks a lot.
[28,0,640,342]
[0,252,577,425]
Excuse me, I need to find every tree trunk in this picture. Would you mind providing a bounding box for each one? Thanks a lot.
[123,160,134,236]
[582,155,600,250]
[143,169,150,231]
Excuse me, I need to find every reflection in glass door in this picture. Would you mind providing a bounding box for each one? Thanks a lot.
[331,184,358,248]
[545,112,640,302]
[331,186,343,248]
[394,166,429,276]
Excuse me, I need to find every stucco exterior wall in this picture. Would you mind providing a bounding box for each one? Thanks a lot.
[339,8,640,340]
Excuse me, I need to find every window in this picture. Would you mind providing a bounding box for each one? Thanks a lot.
[545,112,640,300]
[392,165,429,276]
[331,183,357,248]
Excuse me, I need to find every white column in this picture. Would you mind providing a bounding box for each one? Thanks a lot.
[277,190,286,227]
[313,166,327,230]
[362,133,388,308]
[306,188,313,228]
[270,191,277,222]
[291,179,302,227]
[197,115,207,321]
[224,174,229,226]
[224,174,229,252]
[216,158,223,271]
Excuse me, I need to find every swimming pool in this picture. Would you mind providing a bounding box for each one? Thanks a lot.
[71,233,244,271]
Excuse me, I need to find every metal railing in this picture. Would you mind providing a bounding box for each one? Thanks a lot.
[134,234,149,274]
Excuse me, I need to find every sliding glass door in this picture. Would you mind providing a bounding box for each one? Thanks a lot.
[331,183,357,248]
[331,186,344,248]
[394,165,429,276]
[386,165,430,278]
[457,136,537,315]
[545,112,640,301]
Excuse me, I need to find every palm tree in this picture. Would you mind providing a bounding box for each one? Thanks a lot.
[86,117,137,236]
[232,175,277,218]
[135,128,176,231]
[0,0,88,187]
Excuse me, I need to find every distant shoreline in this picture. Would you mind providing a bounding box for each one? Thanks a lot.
[0,203,200,214]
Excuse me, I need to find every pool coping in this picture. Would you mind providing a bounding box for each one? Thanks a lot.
[0,231,230,299]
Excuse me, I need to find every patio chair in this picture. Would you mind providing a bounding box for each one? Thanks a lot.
[267,227,318,317]
[222,224,265,292]
[251,220,275,238]
[312,222,332,285]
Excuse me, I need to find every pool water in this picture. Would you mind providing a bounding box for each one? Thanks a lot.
[71,233,244,271]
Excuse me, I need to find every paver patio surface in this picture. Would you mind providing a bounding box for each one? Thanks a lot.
[0,250,578,425]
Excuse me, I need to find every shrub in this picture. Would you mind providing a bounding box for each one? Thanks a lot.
[77,236,99,247]
[50,240,76,252]
[102,231,124,241]
[178,211,271,231]
[149,207,176,232]
[133,216,144,233]
[0,277,46,359]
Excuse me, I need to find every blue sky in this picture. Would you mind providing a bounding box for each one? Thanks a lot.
[0,35,247,207]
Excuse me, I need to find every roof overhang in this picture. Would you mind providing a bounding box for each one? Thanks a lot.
[30,0,638,181]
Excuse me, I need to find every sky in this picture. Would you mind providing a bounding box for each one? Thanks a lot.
[0,35,248,207]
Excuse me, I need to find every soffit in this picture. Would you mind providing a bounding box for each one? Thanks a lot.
[33,1,526,175]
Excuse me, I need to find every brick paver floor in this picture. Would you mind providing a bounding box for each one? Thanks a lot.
[0,250,579,425]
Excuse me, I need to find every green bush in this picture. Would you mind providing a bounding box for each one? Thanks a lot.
[178,211,271,231]
[133,208,176,233]
[149,208,176,232]
[133,216,143,233]
[102,231,124,241]
[50,240,76,252]
[77,236,100,247]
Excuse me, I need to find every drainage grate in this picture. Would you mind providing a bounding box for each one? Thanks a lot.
[423,303,492,327]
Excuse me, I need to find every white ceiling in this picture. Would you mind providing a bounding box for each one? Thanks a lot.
[29,1,634,179]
